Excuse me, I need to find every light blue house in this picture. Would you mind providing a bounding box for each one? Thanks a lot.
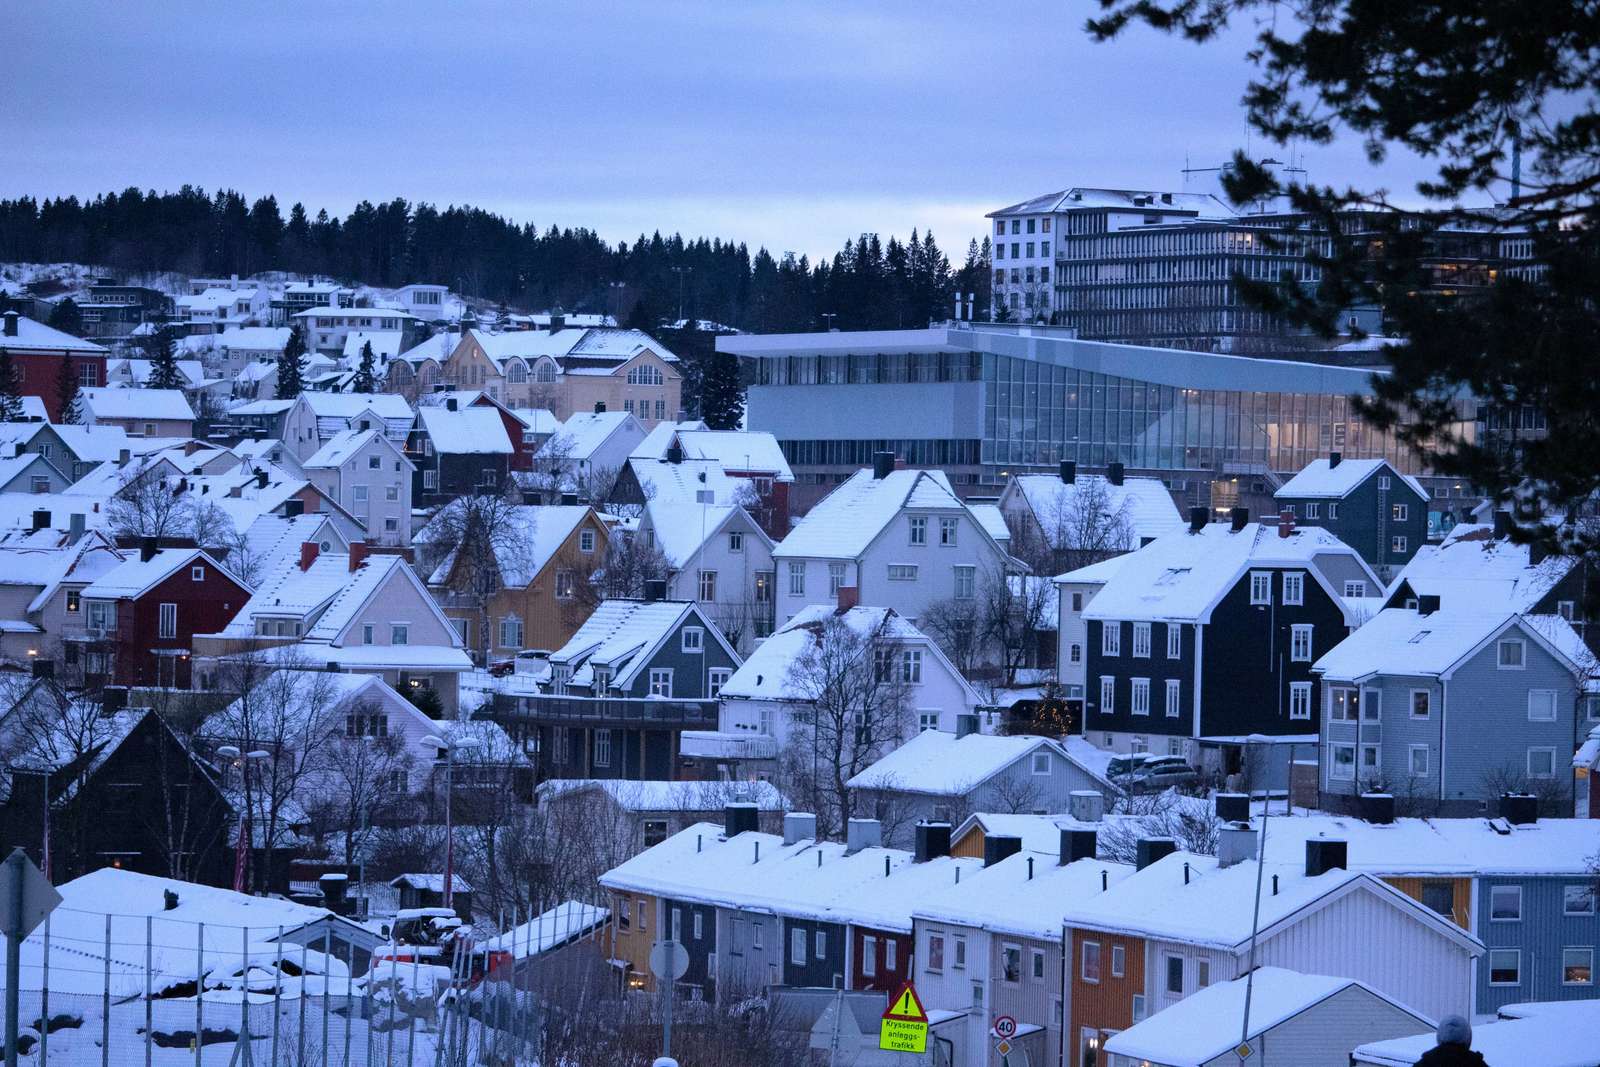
[1313,602,1596,816]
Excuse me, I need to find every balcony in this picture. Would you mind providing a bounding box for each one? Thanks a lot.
[494,692,719,728]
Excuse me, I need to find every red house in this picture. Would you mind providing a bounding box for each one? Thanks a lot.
[79,544,249,688]
[1,310,109,421]
[849,923,915,993]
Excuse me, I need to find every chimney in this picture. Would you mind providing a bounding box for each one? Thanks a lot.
[666,442,685,464]
[782,812,817,846]
[1230,507,1250,532]
[31,658,54,680]
[255,469,269,490]
[835,585,859,613]
[30,509,50,532]
[1107,462,1125,486]
[347,541,370,572]
[140,536,159,562]
[1278,508,1295,539]
[1499,792,1538,825]
[954,713,979,739]
[1360,792,1395,825]
[983,834,1022,868]
[1068,789,1104,823]
[67,513,85,544]
[1493,511,1513,538]
[549,309,565,333]
[3,310,17,337]
[593,401,606,414]
[872,452,896,480]
[284,498,304,518]
[723,802,758,838]
[914,822,952,863]
[1215,793,1250,823]
[1328,451,1342,469]
[117,448,131,467]
[1216,823,1258,869]
[300,541,320,571]
[1060,827,1097,865]
[845,818,882,854]
[318,873,349,915]
[1060,460,1076,484]
[102,686,128,715]
[445,397,458,412]
[1417,594,1440,616]
[1135,837,1177,871]
[561,492,579,506]
[1305,838,1348,878]
[1188,506,1208,533]
[643,578,668,602]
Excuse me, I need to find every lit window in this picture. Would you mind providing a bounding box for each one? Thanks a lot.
[1563,948,1593,986]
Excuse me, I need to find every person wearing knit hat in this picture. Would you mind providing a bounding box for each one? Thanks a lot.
[1415,1015,1488,1066]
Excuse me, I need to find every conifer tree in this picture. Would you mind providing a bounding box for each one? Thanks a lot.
[55,353,83,424]
[48,297,83,336]
[351,340,377,393]
[147,326,183,390]
[276,325,307,399]
[0,349,22,422]
[699,351,745,430]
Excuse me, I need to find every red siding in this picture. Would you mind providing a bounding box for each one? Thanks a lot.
[111,557,249,688]
[16,351,106,421]
[850,925,913,992]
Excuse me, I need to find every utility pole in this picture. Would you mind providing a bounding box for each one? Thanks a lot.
[670,267,693,324]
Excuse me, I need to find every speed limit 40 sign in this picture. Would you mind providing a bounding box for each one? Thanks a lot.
[993,1015,1018,1039]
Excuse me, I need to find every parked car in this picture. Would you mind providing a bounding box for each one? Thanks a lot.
[1107,752,1157,779]
[1128,756,1201,791]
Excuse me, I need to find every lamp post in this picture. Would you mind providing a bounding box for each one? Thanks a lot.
[670,266,693,324]
[218,746,270,893]
[425,734,480,909]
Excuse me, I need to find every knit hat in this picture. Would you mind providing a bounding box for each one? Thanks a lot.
[1436,1014,1472,1047]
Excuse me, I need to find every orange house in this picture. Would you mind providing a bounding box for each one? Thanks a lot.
[1066,926,1146,1067]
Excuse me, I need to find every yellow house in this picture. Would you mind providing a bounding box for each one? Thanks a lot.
[609,889,661,991]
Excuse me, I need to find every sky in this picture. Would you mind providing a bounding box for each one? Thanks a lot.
[1,0,1444,263]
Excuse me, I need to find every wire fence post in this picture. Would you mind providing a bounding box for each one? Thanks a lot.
[39,914,50,1067]
[240,925,250,1064]
[297,940,307,1067]
[144,915,153,1067]
[271,926,282,1067]
[320,930,330,1067]
[101,915,111,1067]
[194,922,204,1067]
[341,936,353,1067]
[405,944,418,1067]
[385,945,396,1067]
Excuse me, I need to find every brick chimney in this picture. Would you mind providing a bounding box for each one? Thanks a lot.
[300,541,320,571]
[835,585,859,612]
[348,541,371,572]
[1278,508,1296,538]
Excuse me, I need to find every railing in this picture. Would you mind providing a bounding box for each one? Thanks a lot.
[494,693,719,727]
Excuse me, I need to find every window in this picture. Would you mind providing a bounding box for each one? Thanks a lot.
[642,819,668,847]
[1283,572,1304,605]
[692,911,703,940]
[927,933,945,972]
[1072,592,1083,611]
[1361,743,1381,776]
[1070,643,1081,664]
[1327,502,1339,519]
[1290,624,1313,661]
[1417,881,1452,917]
[1391,535,1408,554]
[1289,682,1312,720]
[498,614,523,649]
[158,602,177,639]
[728,530,743,553]
[1409,745,1430,776]
[1196,960,1210,989]
[954,565,975,599]
[353,485,368,504]
[385,485,399,501]
[1102,624,1121,656]
[1166,624,1180,658]
[555,569,575,599]
[1081,941,1100,983]
[1498,638,1525,668]
[791,929,806,965]
[1100,676,1115,714]
[900,649,922,683]
[1304,502,1320,519]
[909,516,927,545]
[1131,678,1150,716]
[708,669,732,697]
[697,569,717,602]
[888,564,918,581]
[345,712,388,738]
[815,931,826,960]
[65,590,79,613]
[1564,884,1596,915]
[649,669,673,697]
[1528,747,1556,777]
[1410,690,1432,718]
[1164,955,1183,995]
[1488,949,1520,986]
[362,624,375,645]
[1250,571,1271,604]
[593,729,612,767]
[862,936,877,978]
[1002,943,1021,984]
[1103,943,1124,978]
[788,561,805,597]
[1393,503,1409,520]
[1343,580,1367,597]
[579,529,596,553]
[1331,743,1356,780]
[1564,948,1594,986]
[918,711,939,731]
[1379,475,1391,490]
[391,624,408,645]
[367,455,381,470]
[939,517,958,545]
[824,561,846,598]
[1031,751,1051,775]
[1132,622,1151,657]
[953,936,966,969]
[1527,690,1557,721]
[1490,885,1522,921]
[423,469,437,490]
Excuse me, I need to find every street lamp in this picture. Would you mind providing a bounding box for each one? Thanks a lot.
[424,734,480,909]
[217,746,270,893]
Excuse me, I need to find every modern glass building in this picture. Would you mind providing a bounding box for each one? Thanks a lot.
[722,323,1476,513]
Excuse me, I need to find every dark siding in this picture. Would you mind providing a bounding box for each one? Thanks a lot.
[1083,619,1197,738]
[665,898,718,1000]
[782,917,846,989]
[851,925,913,992]
[1279,463,1427,573]
[616,611,740,701]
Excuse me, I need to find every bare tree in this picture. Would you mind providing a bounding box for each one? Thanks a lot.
[1013,475,1136,576]
[1098,792,1222,863]
[313,705,414,865]
[107,464,196,542]
[569,529,671,620]
[977,567,1054,687]
[414,493,534,666]
[985,772,1045,814]
[918,597,984,677]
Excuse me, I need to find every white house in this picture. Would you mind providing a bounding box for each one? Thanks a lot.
[636,495,776,653]
[997,462,1184,561]
[294,306,417,356]
[302,429,415,547]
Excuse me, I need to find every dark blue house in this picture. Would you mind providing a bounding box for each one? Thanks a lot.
[1274,453,1429,580]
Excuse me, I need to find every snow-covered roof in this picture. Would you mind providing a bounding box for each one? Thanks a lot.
[551,598,732,690]
[417,504,594,589]
[1106,968,1428,1067]
[511,407,560,435]
[774,468,965,560]
[1353,999,1600,1067]
[1313,607,1593,680]
[391,873,473,893]
[847,730,1088,797]
[988,187,1235,219]
[417,405,513,455]
[1008,474,1184,549]
[215,326,290,351]
[0,535,124,613]
[0,314,108,354]
[642,499,762,569]
[391,330,456,367]
[1275,457,1426,500]
[913,851,1134,941]
[1576,723,1600,769]
[1390,526,1578,613]
[671,430,793,479]
[293,305,414,321]
[719,604,944,701]
[300,391,414,422]
[341,330,403,362]
[50,423,132,462]
[537,411,641,463]
[1255,812,1600,877]
[108,357,206,388]
[628,457,745,506]
[481,901,609,958]
[80,387,195,422]
[81,547,238,600]
[537,778,786,811]
[202,670,414,742]
[968,503,1010,544]
[1081,520,1376,624]
[214,550,420,638]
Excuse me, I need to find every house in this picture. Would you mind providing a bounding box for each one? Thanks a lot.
[629,425,796,537]
[416,503,610,659]
[393,283,449,322]
[773,457,1019,633]
[0,450,70,495]
[480,900,611,988]
[1060,828,1484,1066]
[77,281,173,341]
[1352,999,1600,1067]
[637,491,776,653]
[80,546,250,688]
[177,285,268,334]
[192,543,471,715]
[1064,507,1379,786]
[0,529,124,674]
[1313,603,1594,814]
[527,410,647,502]
[389,874,473,921]
[197,325,291,379]
[228,395,322,459]
[382,330,456,399]
[106,356,208,391]
[300,391,415,445]
[293,306,417,356]
[0,310,109,420]
[846,726,1118,847]
[686,604,980,782]
[0,421,130,482]
[418,389,541,471]
[997,461,1184,570]
[1102,968,1434,1067]
[339,329,405,369]
[489,596,740,780]
[80,387,196,438]
[1274,453,1430,578]
[410,400,514,503]
[277,280,354,323]
[0,699,233,885]
[302,429,415,547]
[439,325,682,422]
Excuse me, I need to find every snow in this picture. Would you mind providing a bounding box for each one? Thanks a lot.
[846,730,1080,797]
[82,548,232,600]
[302,427,381,468]
[536,778,786,812]
[968,502,1011,544]
[1080,520,1374,624]
[913,852,1135,941]
[537,410,639,462]
[1312,608,1593,680]
[81,387,195,422]
[1391,525,1576,614]
[1352,999,1600,1066]
[1574,724,1600,768]
[511,407,559,435]
[628,457,746,506]
[1254,812,1600,877]
[550,598,712,690]
[1105,968,1429,1067]
[416,405,513,455]
[340,329,403,361]
[390,873,473,894]
[108,357,206,388]
[774,468,964,560]
[1276,457,1426,501]
[990,186,1234,219]
[672,429,793,479]
[202,670,392,739]
[213,326,290,352]
[416,503,592,588]
[0,313,108,353]
[391,330,457,367]
[718,605,929,701]
[293,305,414,323]
[481,902,610,959]
[299,390,414,423]
[642,500,743,568]
[1008,473,1185,549]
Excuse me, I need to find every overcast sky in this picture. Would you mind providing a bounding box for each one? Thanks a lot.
[3,0,1442,262]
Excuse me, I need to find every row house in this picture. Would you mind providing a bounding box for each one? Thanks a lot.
[0,311,108,422]
[1061,507,1378,785]
[1274,453,1429,579]
[491,595,738,780]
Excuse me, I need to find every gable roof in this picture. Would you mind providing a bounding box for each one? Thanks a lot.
[416,504,596,589]
[202,669,423,742]
[627,457,746,506]
[81,547,241,600]
[551,598,737,690]
[1275,457,1426,500]
[538,411,642,462]
[775,467,965,559]
[416,405,513,455]
[672,429,793,479]
[0,314,108,354]
[1313,607,1593,681]
[1007,473,1185,548]
[304,428,387,468]
[81,387,195,422]
[1389,525,1578,612]
[1256,812,1600,877]
[642,498,770,570]
[846,730,1085,797]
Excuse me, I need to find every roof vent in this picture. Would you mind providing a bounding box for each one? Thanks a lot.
[1135,837,1176,871]
[872,452,896,480]
[1230,507,1250,532]
[1059,460,1076,484]
[723,802,758,838]
[1328,450,1342,468]
[983,834,1021,868]
[914,822,951,863]
[1188,507,1208,533]
[1107,462,1125,486]
[1305,838,1348,878]
[845,818,882,855]
[782,812,817,846]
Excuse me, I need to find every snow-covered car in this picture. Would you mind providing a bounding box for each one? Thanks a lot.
[1127,755,1200,791]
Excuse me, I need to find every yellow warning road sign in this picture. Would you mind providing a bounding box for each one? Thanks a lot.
[879,980,929,1054]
